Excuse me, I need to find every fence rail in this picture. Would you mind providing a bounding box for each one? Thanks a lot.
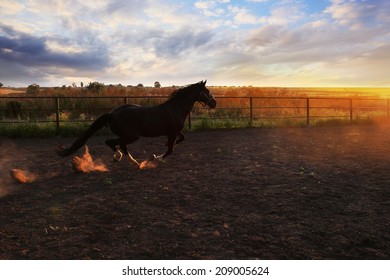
[1,95,390,132]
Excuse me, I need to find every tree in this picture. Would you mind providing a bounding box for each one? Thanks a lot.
[86,81,105,93]
[0,82,3,88]
[154,81,161,88]
[137,83,144,88]
[26,84,40,95]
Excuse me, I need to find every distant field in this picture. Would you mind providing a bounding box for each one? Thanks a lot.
[208,87,390,98]
[0,88,25,95]
[1,86,390,98]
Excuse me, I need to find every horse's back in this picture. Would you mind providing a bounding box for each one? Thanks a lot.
[109,103,169,137]
[110,103,141,113]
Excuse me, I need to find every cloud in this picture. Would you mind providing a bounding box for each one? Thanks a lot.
[0,24,110,86]
[106,0,147,15]
[195,1,213,10]
[195,0,229,17]
[254,1,306,26]
[1,0,390,87]
[0,0,24,15]
[237,0,390,86]
[0,25,109,69]
[325,0,390,29]
[247,21,386,66]
[228,6,259,25]
[153,28,214,57]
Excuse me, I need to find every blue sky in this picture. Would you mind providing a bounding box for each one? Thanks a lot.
[1,0,390,87]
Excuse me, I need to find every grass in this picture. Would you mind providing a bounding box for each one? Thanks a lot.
[190,118,253,131]
[0,123,58,138]
[0,116,382,138]
[0,122,113,138]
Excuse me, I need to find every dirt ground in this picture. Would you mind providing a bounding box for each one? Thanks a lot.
[0,125,389,259]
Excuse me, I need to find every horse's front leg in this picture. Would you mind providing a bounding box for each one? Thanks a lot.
[152,135,176,161]
[164,132,185,146]
[105,138,123,162]
[175,132,185,145]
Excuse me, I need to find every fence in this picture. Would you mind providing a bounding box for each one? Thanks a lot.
[1,95,390,132]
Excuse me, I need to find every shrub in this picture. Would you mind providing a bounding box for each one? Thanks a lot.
[26,84,40,95]
[6,101,22,118]
[47,111,71,122]
[86,82,105,93]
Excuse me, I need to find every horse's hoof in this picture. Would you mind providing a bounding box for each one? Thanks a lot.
[113,156,121,162]
[152,154,165,162]
[149,154,157,161]
[56,145,68,157]
[113,151,123,162]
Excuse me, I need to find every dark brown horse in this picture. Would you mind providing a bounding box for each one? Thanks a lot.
[57,80,216,166]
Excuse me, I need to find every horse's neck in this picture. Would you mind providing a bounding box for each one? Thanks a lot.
[165,92,197,119]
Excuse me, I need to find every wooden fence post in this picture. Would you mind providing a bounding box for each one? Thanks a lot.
[188,112,192,130]
[55,97,60,133]
[349,99,353,121]
[306,98,310,127]
[249,97,253,126]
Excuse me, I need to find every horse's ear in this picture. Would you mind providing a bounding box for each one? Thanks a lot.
[203,79,207,85]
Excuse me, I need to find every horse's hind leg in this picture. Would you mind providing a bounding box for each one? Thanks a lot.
[120,143,140,167]
[105,138,123,162]
[164,135,176,158]
[106,137,140,166]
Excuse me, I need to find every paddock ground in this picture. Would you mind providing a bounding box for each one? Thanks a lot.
[0,125,389,259]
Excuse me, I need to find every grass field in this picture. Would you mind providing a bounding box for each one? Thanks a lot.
[2,85,390,97]
[0,88,25,96]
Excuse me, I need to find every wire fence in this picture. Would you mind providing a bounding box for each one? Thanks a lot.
[1,95,390,132]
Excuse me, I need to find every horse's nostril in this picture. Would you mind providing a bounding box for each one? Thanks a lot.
[208,99,217,108]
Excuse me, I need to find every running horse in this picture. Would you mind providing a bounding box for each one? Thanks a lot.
[57,80,216,167]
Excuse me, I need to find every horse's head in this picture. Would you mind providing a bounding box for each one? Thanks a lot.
[197,80,217,109]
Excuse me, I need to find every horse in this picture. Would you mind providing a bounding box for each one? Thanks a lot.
[57,80,216,167]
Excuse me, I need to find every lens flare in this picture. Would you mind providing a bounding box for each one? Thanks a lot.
[10,169,37,184]
[72,146,109,173]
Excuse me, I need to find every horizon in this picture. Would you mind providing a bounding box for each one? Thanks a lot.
[1,0,390,88]
[2,85,390,89]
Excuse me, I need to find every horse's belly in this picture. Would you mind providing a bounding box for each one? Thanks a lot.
[138,121,167,137]
[140,129,165,137]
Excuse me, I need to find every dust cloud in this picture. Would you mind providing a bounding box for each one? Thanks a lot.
[1,140,38,196]
[139,160,159,170]
[72,145,109,173]
[10,169,37,184]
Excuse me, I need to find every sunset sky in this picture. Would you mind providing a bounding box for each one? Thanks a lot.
[1,0,389,87]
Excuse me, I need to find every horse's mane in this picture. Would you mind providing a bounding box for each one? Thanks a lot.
[169,82,200,100]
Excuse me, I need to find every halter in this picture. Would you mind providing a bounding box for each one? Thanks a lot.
[198,90,214,107]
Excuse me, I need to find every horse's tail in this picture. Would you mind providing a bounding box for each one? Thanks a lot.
[57,113,110,157]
